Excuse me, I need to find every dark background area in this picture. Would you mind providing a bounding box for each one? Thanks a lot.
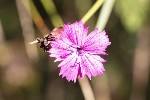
[0,0,150,100]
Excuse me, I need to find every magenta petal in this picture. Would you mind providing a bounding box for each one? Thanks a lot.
[62,64,79,83]
[80,54,105,79]
[58,52,77,67]
[58,53,79,82]
[83,30,111,55]
[48,37,76,59]
[63,21,88,46]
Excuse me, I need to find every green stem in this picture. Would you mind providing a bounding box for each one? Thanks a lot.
[82,0,104,23]
[96,0,116,31]
[41,0,64,27]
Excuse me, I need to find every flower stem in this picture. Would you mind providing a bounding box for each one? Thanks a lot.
[41,0,64,27]
[82,0,104,23]
[96,0,116,31]
[78,77,95,100]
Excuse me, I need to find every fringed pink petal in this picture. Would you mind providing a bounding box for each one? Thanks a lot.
[83,30,111,55]
[58,53,79,83]
[63,20,88,46]
[80,54,105,79]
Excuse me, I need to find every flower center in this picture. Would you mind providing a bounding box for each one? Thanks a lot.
[77,47,84,55]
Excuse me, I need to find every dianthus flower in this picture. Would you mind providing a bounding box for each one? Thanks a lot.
[48,20,111,82]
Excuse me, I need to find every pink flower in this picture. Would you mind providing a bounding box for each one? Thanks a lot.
[48,20,111,83]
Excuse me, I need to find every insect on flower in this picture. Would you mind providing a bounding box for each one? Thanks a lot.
[30,27,63,52]
[36,34,54,52]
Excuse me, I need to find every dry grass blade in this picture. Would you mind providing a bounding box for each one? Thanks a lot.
[16,0,39,62]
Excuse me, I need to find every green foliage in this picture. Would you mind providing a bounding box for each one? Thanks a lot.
[115,0,149,33]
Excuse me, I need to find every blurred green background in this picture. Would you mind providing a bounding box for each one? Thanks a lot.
[0,0,150,100]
